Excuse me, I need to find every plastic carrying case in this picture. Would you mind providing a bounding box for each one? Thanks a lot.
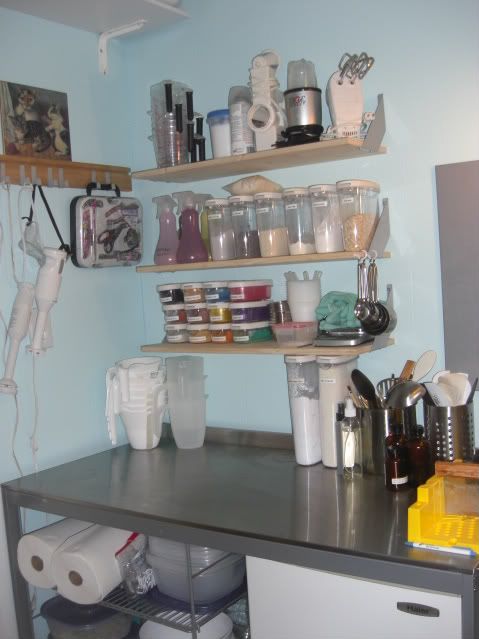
[70,182,142,267]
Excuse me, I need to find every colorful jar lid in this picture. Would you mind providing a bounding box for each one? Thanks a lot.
[207,109,230,120]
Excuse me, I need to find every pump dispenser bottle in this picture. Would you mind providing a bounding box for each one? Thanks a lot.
[175,191,208,263]
[153,195,178,265]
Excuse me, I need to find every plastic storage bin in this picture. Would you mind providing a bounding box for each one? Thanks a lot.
[232,322,273,343]
[283,187,315,255]
[254,193,289,257]
[309,184,344,253]
[206,199,236,261]
[157,284,184,305]
[229,195,261,258]
[206,109,231,158]
[204,281,230,302]
[337,179,380,251]
[272,322,318,347]
[230,301,270,323]
[228,280,273,302]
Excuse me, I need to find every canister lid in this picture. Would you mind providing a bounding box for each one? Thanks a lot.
[228,280,273,288]
[309,184,337,194]
[230,300,270,308]
[207,302,230,309]
[157,283,182,292]
[284,355,317,363]
[186,323,210,331]
[282,187,309,196]
[163,303,185,311]
[205,198,229,207]
[209,323,232,330]
[206,109,230,120]
[204,281,228,288]
[228,195,254,204]
[182,282,204,289]
[232,321,270,330]
[185,303,208,310]
[166,323,188,331]
[336,179,380,192]
[254,192,283,200]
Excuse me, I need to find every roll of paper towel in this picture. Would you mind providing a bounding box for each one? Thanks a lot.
[51,525,132,604]
[17,518,92,588]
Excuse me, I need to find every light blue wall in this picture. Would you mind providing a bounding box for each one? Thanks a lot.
[126,0,479,432]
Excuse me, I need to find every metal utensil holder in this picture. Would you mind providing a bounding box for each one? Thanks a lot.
[423,401,475,461]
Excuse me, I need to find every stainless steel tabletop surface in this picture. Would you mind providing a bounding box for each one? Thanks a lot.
[3,442,478,577]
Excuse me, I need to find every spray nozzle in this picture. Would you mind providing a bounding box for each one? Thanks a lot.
[172,190,195,212]
[153,195,176,218]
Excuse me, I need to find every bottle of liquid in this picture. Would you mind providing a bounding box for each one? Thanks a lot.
[406,426,433,487]
[175,191,208,263]
[153,195,178,265]
[339,398,362,479]
[228,86,255,155]
[194,193,213,260]
[385,424,409,491]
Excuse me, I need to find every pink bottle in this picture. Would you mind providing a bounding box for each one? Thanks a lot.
[175,191,208,263]
[154,195,179,265]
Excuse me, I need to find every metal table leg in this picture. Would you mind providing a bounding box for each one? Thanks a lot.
[2,487,35,639]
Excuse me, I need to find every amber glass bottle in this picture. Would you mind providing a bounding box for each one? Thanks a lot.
[385,424,409,491]
[406,426,433,487]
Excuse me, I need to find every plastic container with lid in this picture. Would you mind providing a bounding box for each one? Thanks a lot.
[185,303,209,324]
[206,199,236,261]
[336,179,380,251]
[209,323,233,343]
[207,302,232,323]
[182,282,205,303]
[163,303,187,324]
[228,280,273,302]
[283,187,315,255]
[157,283,184,305]
[309,184,344,253]
[232,321,273,343]
[229,195,261,259]
[206,109,231,158]
[204,281,230,302]
[254,192,289,257]
[40,595,131,639]
[230,300,270,323]
[187,323,211,343]
[272,321,318,347]
[165,324,188,343]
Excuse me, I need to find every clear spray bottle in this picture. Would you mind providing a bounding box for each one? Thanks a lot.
[153,195,178,265]
[174,191,208,263]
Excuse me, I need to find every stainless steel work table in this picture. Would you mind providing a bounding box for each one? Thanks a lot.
[3,439,478,638]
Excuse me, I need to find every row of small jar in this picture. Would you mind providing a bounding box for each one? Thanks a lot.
[165,322,273,344]
[156,280,273,305]
[204,179,380,262]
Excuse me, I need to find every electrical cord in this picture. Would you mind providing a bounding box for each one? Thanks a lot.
[30,354,39,474]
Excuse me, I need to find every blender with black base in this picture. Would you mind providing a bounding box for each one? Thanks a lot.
[281,59,323,146]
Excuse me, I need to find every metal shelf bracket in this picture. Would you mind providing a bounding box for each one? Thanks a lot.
[98,20,146,74]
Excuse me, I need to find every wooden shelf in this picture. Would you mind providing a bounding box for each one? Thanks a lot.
[0,154,132,191]
[141,338,394,357]
[133,138,386,184]
[137,250,391,273]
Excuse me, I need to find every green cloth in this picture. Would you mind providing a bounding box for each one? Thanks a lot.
[316,291,361,330]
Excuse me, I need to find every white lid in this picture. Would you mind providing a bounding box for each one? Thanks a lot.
[284,355,317,363]
[182,282,204,289]
[157,283,182,292]
[205,198,229,207]
[209,323,232,330]
[317,355,358,364]
[230,300,270,308]
[228,280,273,288]
[309,184,336,194]
[336,179,380,192]
[254,192,283,200]
[186,323,210,331]
[207,302,230,309]
[228,195,254,204]
[185,303,208,310]
[345,397,357,417]
[282,187,309,196]
[204,281,228,288]
[166,323,188,331]
[232,321,270,330]
[163,303,185,311]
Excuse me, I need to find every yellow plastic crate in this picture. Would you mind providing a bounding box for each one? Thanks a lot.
[408,474,479,554]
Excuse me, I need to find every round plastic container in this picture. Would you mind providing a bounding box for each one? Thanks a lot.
[185,303,209,324]
[145,551,245,604]
[140,612,233,639]
[165,324,188,343]
[232,321,273,343]
[230,300,270,323]
[182,282,205,303]
[228,280,273,302]
[254,192,289,257]
[157,283,184,305]
[209,323,233,343]
[148,538,228,564]
[309,184,344,253]
[207,303,232,324]
[229,195,261,259]
[187,323,211,343]
[206,199,236,261]
[206,109,231,158]
[336,179,380,251]
[282,187,315,255]
[41,595,131,639]
[163,303,186,324]
[204,281,230,303]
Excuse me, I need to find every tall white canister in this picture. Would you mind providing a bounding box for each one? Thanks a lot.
[317,355,358,467]
[285,355,321,466]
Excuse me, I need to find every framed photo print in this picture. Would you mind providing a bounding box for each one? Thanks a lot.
[0,81,71,160]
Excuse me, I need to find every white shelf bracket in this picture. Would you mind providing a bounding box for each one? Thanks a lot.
[98,19,146,75]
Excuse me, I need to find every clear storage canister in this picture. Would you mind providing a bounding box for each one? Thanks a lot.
[254,192,289,257]
[283,187,315,255]
[229,196,261,259]
[206,199,236,261]
[336,180,380,251]
[309,184,344,253]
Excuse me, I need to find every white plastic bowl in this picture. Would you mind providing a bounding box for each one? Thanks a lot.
[139,612,233,639]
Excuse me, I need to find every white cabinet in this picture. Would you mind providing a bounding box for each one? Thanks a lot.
[246,557,462,639]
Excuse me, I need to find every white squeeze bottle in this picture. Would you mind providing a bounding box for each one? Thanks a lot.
[228,86,255,155]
